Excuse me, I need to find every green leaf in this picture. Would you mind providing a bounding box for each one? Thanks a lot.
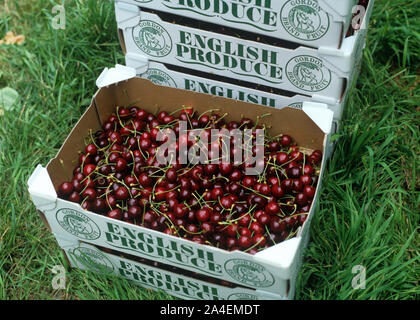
[0,87,20,112]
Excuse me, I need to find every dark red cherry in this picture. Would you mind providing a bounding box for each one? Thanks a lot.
[196,207,211,222]
[242,176,256,188]
[295,193,308,205]
[268,141,280,152]
[253,234,266,247]
[68,191,81,203]
[138,173,152,187]
[270,217,286,233]
[293,179,304,192]
[304,185,316,199]
[257,213,270,226]
[265,201,280,215]
[220,196,234,209]
[238,236,252,249]
[82,187,96,201]
[276,152,289,164]
[115,186,129,200]
[281,179,293,192]
[92,198,106,213]
[83,164,96,176]
[136,109,148,120]
[58,182,73,197]
[280,135,292,147]
[128,206,142,219]
[224,224,238,237]
[300,174,313,186]
[85,144,97,155]
[219,163,233,176]
[250,222,264,235]
[108,209,122,220]
[174,203,188,218]
[115,158,128,172]
[271,185,285,198]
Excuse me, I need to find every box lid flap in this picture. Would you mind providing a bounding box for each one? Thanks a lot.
[303,102,334,134]
[96,64,136,88]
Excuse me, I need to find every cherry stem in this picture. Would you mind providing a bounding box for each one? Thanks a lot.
[265,225,276,245]
[198,108,220,120]
[253,113,271,130]
[179,225,205,235]
[237,183,271,200]
[243,236,264,253]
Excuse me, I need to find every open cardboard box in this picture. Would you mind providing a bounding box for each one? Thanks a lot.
[28,67,333,299]
[115,0,366,49]
[116,0,374,110]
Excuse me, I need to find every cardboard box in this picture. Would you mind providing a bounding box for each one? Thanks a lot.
[58,238,284,300]
[124,11,367,121]
[130,55,356,120]
[115,0,367,49]
[116,0,374,105]
[28,68,334,299]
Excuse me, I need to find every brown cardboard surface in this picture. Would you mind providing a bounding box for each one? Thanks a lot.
[47,99,102,188]
[47,78,325,189]
[118,28,127,55]
[97,78,325,147]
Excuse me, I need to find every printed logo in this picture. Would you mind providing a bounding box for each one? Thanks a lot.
[286,55,331,92]
[132,20,172,57]
[56,208,101,240]
[228,293,259,300]
[224,259,275,288]
[72,247,114,274]
[143,68,177,88]
[289,102,303,109]
[280,0,330,41]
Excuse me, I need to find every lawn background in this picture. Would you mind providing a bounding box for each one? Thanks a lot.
[0,0,418,300]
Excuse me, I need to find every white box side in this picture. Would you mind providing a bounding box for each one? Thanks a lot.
[131,60,348,119]
[117,9,364,101]
[63,242,291,300]
[115,0,364,48]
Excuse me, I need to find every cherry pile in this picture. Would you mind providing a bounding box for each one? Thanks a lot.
[57,106,322,255]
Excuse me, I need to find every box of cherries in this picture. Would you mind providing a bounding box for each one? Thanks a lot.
[28,72,333,300]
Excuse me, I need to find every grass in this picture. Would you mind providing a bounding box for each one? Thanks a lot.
[0,0,419,300]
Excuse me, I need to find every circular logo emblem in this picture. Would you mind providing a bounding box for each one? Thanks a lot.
[224,259,275,288]
[132,20,172,57]
[143,68,177,88]
[56,208,101,240]
[286,55,331,92]
[280,1,330,41]
[228,293,259,300]
[72,247,114,274]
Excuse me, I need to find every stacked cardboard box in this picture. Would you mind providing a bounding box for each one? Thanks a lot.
[28,0,375,300]
[116,0,375,121]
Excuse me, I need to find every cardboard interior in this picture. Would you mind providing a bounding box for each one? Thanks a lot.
[46,78,325,190]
